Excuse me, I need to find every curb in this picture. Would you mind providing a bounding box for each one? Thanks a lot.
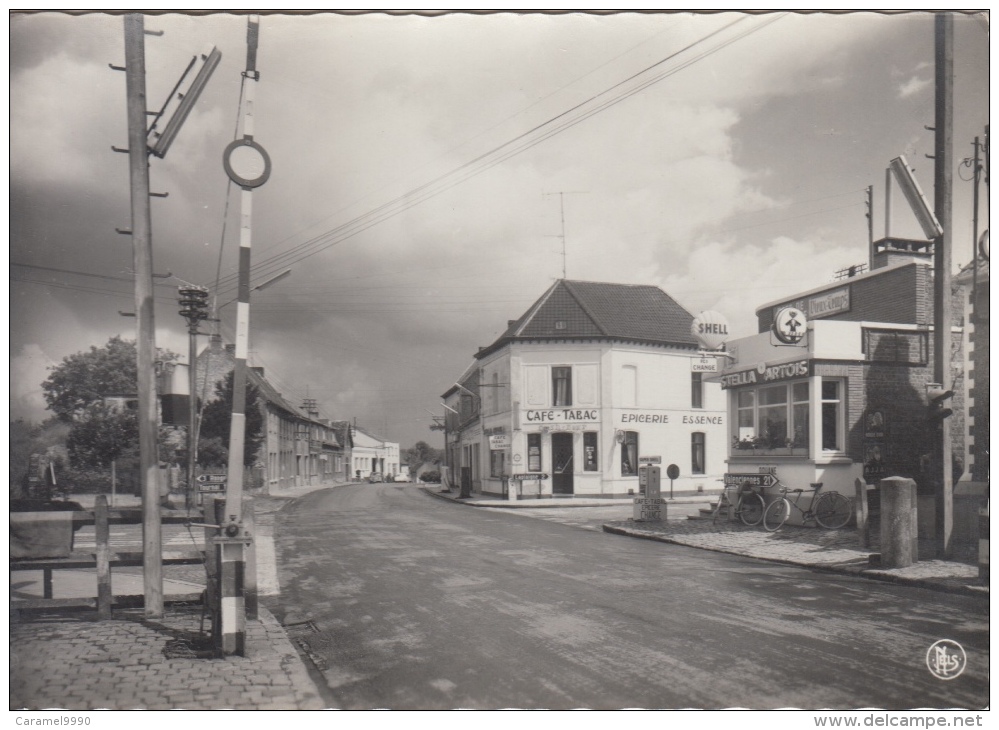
[420,486,712,509]
[602,524,989,599]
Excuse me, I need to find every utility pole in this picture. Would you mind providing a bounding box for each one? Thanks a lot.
[865,185,874,247]
[178,285,210,508]
[932,12,954,559]
[123,13,163,619]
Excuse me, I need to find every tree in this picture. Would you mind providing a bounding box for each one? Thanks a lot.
[66,403,137,469]
[197,371,264,468]
[405,440,443,473]
[42,336,176,422]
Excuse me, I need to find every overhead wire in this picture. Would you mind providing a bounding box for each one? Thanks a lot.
[211,14,781,296]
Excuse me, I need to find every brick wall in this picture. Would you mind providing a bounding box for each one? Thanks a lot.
[758,263,929,331]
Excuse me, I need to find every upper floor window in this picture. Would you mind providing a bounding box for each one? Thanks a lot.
[691,372,703,409]
[552,366,572,406]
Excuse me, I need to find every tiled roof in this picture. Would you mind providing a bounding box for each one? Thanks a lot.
[478,279,697,358]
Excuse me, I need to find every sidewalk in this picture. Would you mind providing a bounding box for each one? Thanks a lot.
[9,483,349,711]
[425,487,988,598]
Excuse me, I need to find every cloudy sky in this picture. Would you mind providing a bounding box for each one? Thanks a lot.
[10,11,990,449]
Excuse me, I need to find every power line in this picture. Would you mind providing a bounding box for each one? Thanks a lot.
[211,15,780,296]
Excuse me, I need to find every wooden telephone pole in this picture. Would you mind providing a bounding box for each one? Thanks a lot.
[123,13,163,618]
[932,12,954,558]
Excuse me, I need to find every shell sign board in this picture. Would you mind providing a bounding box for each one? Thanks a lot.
[691,310,731,351]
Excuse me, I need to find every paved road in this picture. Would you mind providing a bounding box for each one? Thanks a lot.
[267,484,988,710]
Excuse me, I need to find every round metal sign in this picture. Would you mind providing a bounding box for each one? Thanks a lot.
[691,310,730,351]
[773,306,807,345]
[223,137,271,188]
[666,463,680,480]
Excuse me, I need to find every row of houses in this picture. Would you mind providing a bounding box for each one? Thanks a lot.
[441,236,989,527]
[197,335,400,493]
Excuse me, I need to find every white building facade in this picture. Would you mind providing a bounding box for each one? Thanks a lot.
[351,426,401,480]
[445,280,727,498]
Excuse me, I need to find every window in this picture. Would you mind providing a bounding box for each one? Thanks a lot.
[691,432,705,474]
[758,385,788,449]
[732,381,810,454]
[490,449,505,478]
[864,329,928,365]
[621,431,639,476]
[552,367,572,406]
[583,432,598,471]
[527,433,542,472]
[691,372,703,409]
[821,380,843,451]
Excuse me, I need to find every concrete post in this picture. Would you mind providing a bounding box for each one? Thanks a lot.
[879,476,918,568]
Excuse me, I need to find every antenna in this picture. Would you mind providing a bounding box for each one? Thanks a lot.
[543,191,588,279]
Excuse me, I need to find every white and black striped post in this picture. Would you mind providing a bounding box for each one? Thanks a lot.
[217,14,269,657]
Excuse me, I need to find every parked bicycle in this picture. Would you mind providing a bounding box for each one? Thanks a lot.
[763,482,852,532]
[712,481,766,527]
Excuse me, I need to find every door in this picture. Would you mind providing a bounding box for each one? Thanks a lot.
[551,433,574,495]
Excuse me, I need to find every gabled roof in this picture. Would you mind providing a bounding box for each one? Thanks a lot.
[955,254,990,285]
[477,279,698,358]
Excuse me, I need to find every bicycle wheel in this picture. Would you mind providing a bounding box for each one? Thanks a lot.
[763,498,789,532]
[737,492,765,526]
[814,492,852,529]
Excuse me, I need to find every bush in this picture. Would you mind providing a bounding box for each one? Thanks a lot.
[420,470,441,483]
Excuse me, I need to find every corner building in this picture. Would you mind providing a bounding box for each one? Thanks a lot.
[717,237,971,526]
[443,280,727,498]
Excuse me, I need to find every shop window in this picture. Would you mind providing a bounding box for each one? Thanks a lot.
[527,433,542,472]
[620,431,639,476]
[583,432,598,471]
[821,380,843,452]
[552,367,572,406]
[691,432,705,474]
[691,372,703,409]
[490,449,505,478]
[732,381,810,455]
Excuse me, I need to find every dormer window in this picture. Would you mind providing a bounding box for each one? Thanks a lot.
[554,320,567,330]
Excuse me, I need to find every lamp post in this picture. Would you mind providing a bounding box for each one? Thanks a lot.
[178,285,210,509]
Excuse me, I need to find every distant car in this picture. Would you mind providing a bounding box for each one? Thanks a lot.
[392,474,411,483]
[367,472,383,483]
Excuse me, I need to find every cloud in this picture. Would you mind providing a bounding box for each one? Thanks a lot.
[10,344,57,422]
[897,75,931,99]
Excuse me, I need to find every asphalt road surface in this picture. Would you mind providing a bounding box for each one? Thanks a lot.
[267,483,989,710]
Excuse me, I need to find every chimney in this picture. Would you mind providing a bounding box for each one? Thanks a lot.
[210,333,223,350]
[870,237,935,271]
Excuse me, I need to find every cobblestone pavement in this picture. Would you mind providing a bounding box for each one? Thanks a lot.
[10,483,349,712]
[10,604,327,710]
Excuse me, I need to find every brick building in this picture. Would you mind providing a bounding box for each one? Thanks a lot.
[716,237,972,525]
[195,335,350,491]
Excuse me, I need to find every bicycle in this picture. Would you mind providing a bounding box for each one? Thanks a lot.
[762,482,852,532]
[712,481,766,527]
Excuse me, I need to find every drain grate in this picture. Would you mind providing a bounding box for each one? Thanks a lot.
[284,620,329,671]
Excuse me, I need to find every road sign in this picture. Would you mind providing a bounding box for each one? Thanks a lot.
[639,456,661,464]
[666,464,680,481]
[511,473,549,481]
[197,474,227,483]
[198,482,226,493]
[724,473,778,488]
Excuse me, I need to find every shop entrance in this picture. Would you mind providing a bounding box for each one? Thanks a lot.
[552,433,574,495]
